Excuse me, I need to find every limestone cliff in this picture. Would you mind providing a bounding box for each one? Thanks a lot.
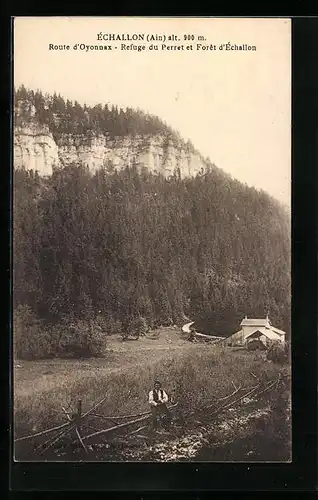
[14,124,208,178]
[14,124,59,176]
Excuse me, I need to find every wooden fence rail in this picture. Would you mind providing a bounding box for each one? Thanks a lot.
[14,375,281,456]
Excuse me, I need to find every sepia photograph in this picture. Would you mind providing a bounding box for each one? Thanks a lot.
[13,17,291,463]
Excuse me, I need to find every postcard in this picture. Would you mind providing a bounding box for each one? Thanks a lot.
[13,16,291,463]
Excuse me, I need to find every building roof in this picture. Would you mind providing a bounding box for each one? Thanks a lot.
[240,318,269,327]
[271,326,286,336]
[246,328,282,341]
[229,329,243,337]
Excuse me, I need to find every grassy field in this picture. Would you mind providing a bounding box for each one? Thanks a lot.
[14,326,287,445]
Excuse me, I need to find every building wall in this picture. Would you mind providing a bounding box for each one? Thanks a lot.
[246,333,267,346]
[242,325,266,338]
[227,330,245,347]
[227,324,286,348]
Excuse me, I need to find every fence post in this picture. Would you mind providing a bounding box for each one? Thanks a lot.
[77,399,82,432]
[75,398,88,455]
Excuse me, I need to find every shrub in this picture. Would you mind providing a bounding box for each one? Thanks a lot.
[267,342,288,364]
[258,374,291,459]
[13,308,107,359]
[96,314,122,336]
[13,304,52,359]
[55,319,106,358]
[121,316,149,340]
[133,316,149,336]
[247,339,266,351]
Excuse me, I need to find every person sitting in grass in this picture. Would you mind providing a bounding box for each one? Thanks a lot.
[149,380,171,431]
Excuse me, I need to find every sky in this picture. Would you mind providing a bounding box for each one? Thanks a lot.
[14,17,291,206]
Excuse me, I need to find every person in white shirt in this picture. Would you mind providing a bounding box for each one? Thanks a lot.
[149,380,171,430]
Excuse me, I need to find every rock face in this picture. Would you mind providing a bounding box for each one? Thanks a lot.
[14,123,208,178]
[14,124,59,176]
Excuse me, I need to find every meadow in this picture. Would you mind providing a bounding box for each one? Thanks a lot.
[14,327,287,441]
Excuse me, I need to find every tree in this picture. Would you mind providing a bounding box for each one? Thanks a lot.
[13,88,291,342]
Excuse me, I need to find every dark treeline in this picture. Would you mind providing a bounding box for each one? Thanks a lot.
[13,164,291,339]
[14,86,194,149]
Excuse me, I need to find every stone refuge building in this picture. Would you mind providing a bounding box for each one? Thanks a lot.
[225,315,286,349]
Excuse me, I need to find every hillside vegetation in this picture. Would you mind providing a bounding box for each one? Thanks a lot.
[14,157,290,357]
[14,86,290,359]
[14,85,193,149]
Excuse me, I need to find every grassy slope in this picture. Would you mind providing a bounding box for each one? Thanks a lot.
[14,327,286,440]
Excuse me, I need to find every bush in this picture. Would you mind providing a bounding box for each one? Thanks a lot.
[54,319,106,358]
[267,342,288,364]
[13,304,52,359]
[257,374,291,459]
[121,316,149,340]
[133,316,149,336]
[247,339,266,351]
[13,307,107,359]
[95,313,122,336]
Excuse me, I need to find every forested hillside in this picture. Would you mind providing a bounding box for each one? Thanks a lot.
[14,85,193,148]
[13,163,291,345]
